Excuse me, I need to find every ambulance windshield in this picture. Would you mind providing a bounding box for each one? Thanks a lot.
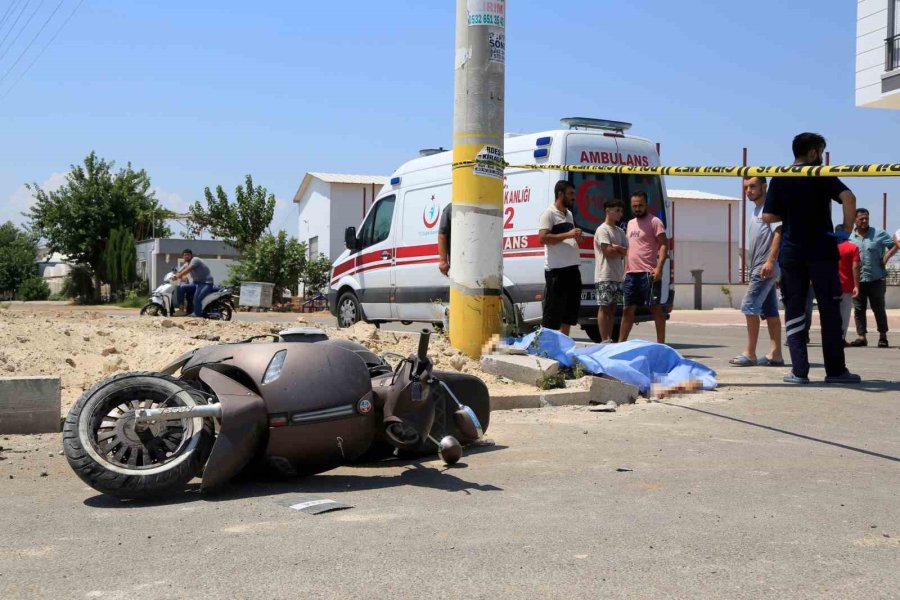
[568,173,666,235]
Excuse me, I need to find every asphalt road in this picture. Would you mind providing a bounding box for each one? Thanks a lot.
[2,321,899,599]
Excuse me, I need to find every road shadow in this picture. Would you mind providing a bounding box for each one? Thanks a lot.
[667,342,727,351]
[82,444,507,508]
[660,401,900,463]
[720,380,900,393]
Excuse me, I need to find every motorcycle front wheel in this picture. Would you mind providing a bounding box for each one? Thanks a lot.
[63,372,214,500]
[139,303,165,317]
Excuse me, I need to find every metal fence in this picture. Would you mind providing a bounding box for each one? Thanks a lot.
[888,34,900,72]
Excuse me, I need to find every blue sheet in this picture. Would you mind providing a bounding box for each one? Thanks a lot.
[508,329,717,394]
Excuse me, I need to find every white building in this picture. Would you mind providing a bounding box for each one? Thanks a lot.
[668,189,741,285]
[293,173,388,260]
[36,249,73,295]
[856,0,900,109]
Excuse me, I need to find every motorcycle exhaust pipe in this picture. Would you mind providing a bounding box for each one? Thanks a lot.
[134,403,222,424]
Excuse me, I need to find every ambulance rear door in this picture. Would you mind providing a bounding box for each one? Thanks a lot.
[393,181,452,322]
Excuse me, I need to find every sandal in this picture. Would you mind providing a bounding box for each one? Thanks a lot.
[729,355,756,367]
[757,356,785,367]
[848,338,868,347]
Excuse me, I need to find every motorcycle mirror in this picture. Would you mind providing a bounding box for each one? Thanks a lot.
[453,405,483,442]
[438,435,462,466]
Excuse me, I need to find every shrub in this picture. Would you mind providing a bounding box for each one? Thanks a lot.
[17,277,51,301]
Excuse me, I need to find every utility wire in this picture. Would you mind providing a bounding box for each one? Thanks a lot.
[0,0,83,101]
[0,0,46,64]
[0,1,21,33]
[0,0,65,88]
[0,0,30,52]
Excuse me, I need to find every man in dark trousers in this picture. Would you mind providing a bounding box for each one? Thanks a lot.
[762,133,860,384]
[538,180,583,336]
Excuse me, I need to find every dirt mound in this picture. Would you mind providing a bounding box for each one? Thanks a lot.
[0,310,528,413]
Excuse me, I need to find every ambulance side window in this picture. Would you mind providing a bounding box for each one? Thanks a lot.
[360,195,395,249]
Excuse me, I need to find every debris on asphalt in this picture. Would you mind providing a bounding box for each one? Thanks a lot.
[616,467,633,472]
[278,495,353,515]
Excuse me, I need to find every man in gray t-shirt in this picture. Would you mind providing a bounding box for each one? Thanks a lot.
[174,249,215,317]
[731,177,784,367]
[592,198,628,342]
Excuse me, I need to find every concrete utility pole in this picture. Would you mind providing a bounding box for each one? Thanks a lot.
[450,0,506,357]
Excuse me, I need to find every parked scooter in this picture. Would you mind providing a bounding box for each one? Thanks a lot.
[63,329,490,499]
[139,268,234,321]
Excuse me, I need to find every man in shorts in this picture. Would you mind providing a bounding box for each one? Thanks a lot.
[538,180,583,336]
[593,198,628,343]
[731,176,784,367]
[619,190,668,343]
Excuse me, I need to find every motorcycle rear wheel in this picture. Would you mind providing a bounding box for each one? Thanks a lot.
[205,301,233,321]
[63,372,214,500]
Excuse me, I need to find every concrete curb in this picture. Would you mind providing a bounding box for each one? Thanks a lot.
[0,377,62,434]
[490,375,640,411]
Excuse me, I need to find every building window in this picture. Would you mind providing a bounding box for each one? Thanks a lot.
[308,236,318,258]
[889,0,900,71]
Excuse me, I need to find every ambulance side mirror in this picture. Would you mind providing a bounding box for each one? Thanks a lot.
[344,226,359,252]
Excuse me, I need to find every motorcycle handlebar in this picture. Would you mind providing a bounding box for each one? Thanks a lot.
[417,330,430,363]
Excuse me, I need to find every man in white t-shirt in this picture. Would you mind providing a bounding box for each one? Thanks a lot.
[593,198,628,342]
[538,180,583,335]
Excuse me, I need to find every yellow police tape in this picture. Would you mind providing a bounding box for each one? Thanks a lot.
[451,160,900,177]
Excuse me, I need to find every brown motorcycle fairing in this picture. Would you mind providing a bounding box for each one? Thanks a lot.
[183,341,378,478]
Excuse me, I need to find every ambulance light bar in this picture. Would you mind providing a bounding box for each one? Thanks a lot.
[560,117,632,132]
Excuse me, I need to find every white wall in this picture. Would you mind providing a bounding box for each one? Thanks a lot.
[856,0,900,108]
[672,198,741,283]
[675,241,740,284]
[297,178,332,260]
[329,182,382,260]
[674,283,900,310]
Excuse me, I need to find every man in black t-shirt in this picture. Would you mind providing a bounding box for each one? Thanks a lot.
[762,133,860,384]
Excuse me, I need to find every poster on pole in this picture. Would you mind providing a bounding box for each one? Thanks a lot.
[474,145,504,180]
[488,30,505,64]
[467,0,505,27]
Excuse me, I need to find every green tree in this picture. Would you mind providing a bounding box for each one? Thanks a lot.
[188,174,276,253]
[0,221,39,300]
[228,231,307,297]
[26,152,171,299]
[62,264,95,303]
[100,226,138,297]
[302,253,333,295]
[17,276,50,301]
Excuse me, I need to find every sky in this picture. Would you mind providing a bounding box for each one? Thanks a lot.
[1,0,899,240]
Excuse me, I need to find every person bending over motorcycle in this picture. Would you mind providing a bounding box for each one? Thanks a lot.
[174,249,215,317]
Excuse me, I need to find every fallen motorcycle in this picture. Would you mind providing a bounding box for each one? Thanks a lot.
[63,329,490,499]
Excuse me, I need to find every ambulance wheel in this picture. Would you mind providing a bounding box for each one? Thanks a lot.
[337,292,362,328]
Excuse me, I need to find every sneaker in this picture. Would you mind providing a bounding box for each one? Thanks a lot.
[878,338,888,348]
[824,371,862,384]
[783,372,810,384]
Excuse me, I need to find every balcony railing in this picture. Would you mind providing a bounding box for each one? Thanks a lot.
[888,34,900,72]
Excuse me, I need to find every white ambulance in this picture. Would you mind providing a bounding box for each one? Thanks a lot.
[327,117,674,342]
